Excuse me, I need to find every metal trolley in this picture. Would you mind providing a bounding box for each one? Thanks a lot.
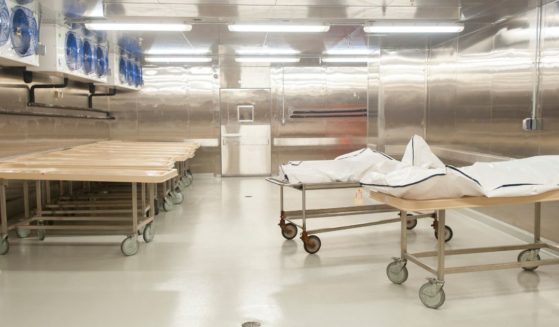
[370,190,559,309]
[266,178,454,254]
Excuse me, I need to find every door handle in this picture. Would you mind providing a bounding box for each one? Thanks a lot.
[222,134,241,138]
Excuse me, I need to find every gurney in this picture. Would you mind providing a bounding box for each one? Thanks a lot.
[0,167,175,256]
[266,178,453,254]
[0,141,199,256]
[371,190,559,309]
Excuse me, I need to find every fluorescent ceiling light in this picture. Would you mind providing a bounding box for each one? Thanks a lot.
[228,24,330,33]
[144,48,210,55]
[236,48,300,55]
[85,22,192,32]
[145,57,212,63]
[364,22,464,34]
[235,57,301,63]
[324,49,374,55]
[322,57,374,63]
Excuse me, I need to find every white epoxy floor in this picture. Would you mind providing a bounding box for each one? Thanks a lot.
[1,177,559,326]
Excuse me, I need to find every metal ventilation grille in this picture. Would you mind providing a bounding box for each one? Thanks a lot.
[0,0,9,46]
[10,5,38,57]
[65,31,82,70]
[82,39,96,74]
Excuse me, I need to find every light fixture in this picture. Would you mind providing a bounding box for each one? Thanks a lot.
[236,48,300,55]
[145,57,212,63]
[235,57,301,63]
[85,22,192,32]
[322,57,374,63]
[144,48,210,55]
[228,24,330,33]
[324,49,374,55]
[364,22,464,34]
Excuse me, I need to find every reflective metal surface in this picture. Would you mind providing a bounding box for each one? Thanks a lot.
[220,88,271,176]
[271,66,368,172]
[426,8,538,157]
[109,66,221,174]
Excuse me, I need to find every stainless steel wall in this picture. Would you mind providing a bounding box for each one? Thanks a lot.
[0,68,110,158]
[271,66,368,172]
[109,66,221,174]
[425,2,559,242]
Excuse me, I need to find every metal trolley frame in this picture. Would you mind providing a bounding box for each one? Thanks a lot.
[370,190,559,309]
[266,178,454,254]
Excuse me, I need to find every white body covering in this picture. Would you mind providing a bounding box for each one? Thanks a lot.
[279,148,399,184]
[361,136,559,199]
[280,135,559,199]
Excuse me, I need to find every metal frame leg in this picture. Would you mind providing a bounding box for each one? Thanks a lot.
[141,183,146,215]
[436,210,446,282]
[534,202,541,243]
[132,183,138,234]
[401,210,408,258]
[23,181,30,218]
[35,180,42,216]
[148,184,155,218]
[45,181,51,204]
[0,180,8,236]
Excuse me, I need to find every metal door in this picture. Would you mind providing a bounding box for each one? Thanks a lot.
[220,89,271,176]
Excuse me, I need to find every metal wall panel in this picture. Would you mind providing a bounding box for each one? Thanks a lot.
[0,68,110,159]
[427,10,539,157]
[271,66,368,172]
[109,66,221,174]
[379,47,428,153]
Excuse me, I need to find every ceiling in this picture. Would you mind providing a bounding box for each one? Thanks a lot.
[37,0,554,59]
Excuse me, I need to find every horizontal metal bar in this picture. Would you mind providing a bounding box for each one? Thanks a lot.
[413,243,549,258]
[15,225,135,231]
[41,209,136,214]
[284,204,395,219]
[19,216,132,222]
[0,109,114,120]
[404,253,438,275]
[445,259,559,274]
[307,217,401,234]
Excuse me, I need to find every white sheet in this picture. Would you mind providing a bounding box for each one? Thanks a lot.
[279,148,399,184]
[361,137,559,199]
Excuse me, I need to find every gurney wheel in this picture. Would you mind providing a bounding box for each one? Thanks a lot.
[37,223,46,241]
[163,197,173,212]
[303,235,321,254]
[121,235,139,256]
[281,223,297,240]
[406,218,418,230]
[517,249,541,271]
[386,260,408,284]
[143,223,155,243]
[171,191,184,205]
[419,280,446,309]
[0,236,9,255]
[16,227,31,238]
[434,226,453,243]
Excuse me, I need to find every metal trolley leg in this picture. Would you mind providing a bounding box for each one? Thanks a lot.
[120,183,139,256]
[0,180,9,255]
[299,185,321,254]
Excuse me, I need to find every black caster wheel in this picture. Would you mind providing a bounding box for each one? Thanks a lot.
[281,223,297,240]
[434,226,453,243]
[407,218,418,230]
[303,235,321,254]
